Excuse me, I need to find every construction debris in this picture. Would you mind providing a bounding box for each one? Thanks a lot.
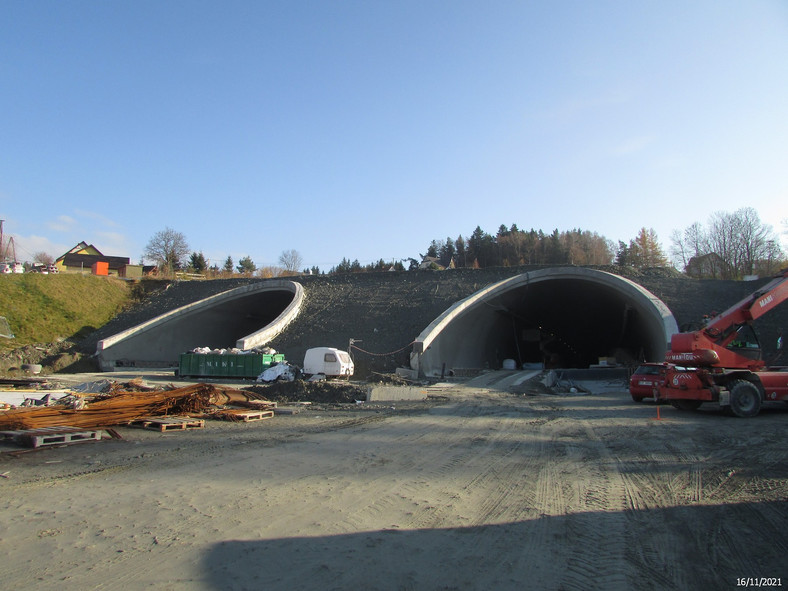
[0,377,48,387]
[69,377,158,394]
[0,376,383,450]
[245,380,368,404]
[0,383,266,431]
[257,362,296,383]
[188,346,278,356]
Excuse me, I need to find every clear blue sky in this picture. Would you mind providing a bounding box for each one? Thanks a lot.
[2,1,787,270]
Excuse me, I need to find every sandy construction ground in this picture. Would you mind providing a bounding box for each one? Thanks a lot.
[1,373,786,591]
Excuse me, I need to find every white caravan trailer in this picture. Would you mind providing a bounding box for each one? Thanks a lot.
[303,347,354,378]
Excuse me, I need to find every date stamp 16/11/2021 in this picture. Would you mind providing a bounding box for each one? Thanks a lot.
[737,578,782,588]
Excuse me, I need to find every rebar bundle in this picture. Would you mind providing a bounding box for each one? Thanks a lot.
[0,383,251,431]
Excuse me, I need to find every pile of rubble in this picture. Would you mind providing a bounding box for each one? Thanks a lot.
[0,340,94,375]
[188,345,278,356]
[245,379,369,404]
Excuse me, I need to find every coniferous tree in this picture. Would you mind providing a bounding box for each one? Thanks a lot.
[438,237,455,268]
[454,235,467,268]
[615,241,631,266]
[236,256,256,275]
[629,228,669,268]
[189,251,208,273]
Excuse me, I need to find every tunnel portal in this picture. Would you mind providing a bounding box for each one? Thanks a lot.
[412,268,678,377]
[97,281,303,370]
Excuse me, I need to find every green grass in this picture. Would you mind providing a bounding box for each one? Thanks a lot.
[0,274,132,349]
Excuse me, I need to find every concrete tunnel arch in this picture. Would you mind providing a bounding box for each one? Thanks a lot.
[411,268,678,378]
[96,281,303,371]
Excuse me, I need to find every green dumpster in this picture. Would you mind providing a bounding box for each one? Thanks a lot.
[178,353,285,378]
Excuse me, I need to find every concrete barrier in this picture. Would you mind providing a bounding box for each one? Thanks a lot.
[366,385,431,402]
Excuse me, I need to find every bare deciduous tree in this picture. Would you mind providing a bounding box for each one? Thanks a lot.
[33,251,54,265]
[278,249,303,274]
[144,227,190,273]
[671,208,785,279]
[669,222,706,270]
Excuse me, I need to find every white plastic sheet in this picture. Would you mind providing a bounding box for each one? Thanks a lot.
[257,362,295,383]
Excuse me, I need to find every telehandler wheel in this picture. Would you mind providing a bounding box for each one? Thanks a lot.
[728,380,761,418]
[671,400,702,411]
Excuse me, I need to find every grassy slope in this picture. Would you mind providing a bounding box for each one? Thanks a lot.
[0,274,131,349]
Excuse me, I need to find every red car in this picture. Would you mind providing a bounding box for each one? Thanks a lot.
[629,363,665,402]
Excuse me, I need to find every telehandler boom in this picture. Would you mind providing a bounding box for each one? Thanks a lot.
[657,269,788,417]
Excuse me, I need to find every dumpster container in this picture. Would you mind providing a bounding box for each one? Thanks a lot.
[178,353,284,378]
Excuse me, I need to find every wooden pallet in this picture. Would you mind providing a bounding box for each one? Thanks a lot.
[0,426,107,448]
[215,409,274,422]
[128,416,205,432]
[238,399,277,410]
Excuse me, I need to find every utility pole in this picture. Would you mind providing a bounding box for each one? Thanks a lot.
[0,219,5,261]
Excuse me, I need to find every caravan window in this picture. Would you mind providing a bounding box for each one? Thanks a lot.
[324,353,337,362]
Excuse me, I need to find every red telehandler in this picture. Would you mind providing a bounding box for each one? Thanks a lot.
[657,268,788,417]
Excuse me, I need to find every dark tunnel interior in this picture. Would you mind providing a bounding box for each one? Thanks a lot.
[104,288,296,366]
[191,290,296,349]
[490,280,653,368]
[430,278,664,372]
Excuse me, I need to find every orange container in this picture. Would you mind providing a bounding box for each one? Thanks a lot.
[92,261,109,275]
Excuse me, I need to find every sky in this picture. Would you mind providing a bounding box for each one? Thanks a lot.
[2,1,787,271]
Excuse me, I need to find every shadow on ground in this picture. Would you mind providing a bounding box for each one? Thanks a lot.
[202,501,786,591]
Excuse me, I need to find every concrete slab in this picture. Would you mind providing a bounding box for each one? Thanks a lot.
[366,385,431,402]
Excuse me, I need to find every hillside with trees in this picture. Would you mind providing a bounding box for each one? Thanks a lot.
[138,208,784,279]
[420,226,616,270]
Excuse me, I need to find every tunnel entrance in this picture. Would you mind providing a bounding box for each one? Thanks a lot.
[97,281,303,370]
[412,268,678,378]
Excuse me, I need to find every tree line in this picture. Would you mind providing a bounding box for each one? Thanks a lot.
[670,207,784,279]
[143,208,785,280]
[408,209,784,278]
[143,228,305,278]
[422,225,617,269]
[417,225,676,271]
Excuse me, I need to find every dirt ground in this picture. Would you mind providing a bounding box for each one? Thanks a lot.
[0,372,786,590]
